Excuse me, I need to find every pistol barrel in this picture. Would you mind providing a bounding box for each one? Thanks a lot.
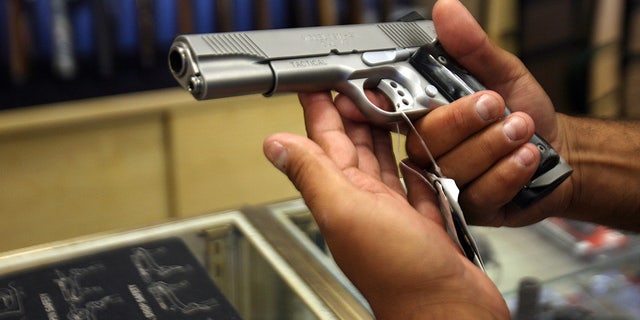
[168,20,437,100]
[169,42,274,99]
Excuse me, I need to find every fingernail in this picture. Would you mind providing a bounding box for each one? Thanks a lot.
[514,147,536,167]
[476,94,501,121]
[503,115,528,141]
[265,141,288,172]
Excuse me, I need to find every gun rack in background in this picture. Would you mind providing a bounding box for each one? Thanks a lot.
[2,0,638,118]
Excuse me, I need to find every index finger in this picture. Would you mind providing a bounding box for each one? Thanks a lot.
[298,92,358,171]
[406,91,505,163]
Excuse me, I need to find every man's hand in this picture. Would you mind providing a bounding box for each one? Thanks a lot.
[406,0,574,227]
[263,91,509,319]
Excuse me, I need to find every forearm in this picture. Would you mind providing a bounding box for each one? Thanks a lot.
[559,114,640,230]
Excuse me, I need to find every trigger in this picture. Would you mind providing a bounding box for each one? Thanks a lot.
[377,79,414,112]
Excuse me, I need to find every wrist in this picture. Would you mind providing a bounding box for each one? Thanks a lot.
[553,114,578,215]
[556,114,640,230]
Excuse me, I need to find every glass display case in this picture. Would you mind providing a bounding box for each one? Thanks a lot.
[0,198,638,319]
[0,199,371,319]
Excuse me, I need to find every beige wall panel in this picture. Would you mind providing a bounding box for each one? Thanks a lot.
[588,0,625,117]
[625,62,640,119]
[0,115,169,252]
[170,95,306,217]
[487,0,518,53]
[589,45,623,117]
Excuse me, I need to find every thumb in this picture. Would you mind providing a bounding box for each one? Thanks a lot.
[432,0,524,90]
[263,133,358,222]
[432,0,487,59]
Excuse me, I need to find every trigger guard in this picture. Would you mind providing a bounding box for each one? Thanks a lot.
[338,78,404,125]
[340,75,443,125]
[377,79,415,112]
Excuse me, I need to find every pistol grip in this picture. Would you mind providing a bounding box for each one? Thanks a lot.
[512,158,573,208]
[409,43,573,208]
[509,115,573,207]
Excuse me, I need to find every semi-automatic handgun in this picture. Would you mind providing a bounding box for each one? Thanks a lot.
[167,18,572,208]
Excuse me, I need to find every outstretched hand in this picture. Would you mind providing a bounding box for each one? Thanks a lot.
[263,91,508,319]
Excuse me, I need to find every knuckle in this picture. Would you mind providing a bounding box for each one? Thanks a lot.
[405,133,430,164]
[463,187,485,210]
[477,136,503,162]
[444,104,470,131]
[461,188,504,226]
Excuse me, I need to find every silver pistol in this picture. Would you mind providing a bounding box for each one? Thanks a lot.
[168,20,448,125]
[168,19,572,208]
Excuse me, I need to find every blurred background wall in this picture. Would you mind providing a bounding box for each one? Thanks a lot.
[0,0,638,252]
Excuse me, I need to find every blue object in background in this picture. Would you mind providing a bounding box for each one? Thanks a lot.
[114,0,138,54]
[154,0,177,50]
[30,0,53,60]
[234,0,253,31]
[71,0,93,59]
[270,0,290,29]
[193,0,215,33]
[0,1,8,67]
